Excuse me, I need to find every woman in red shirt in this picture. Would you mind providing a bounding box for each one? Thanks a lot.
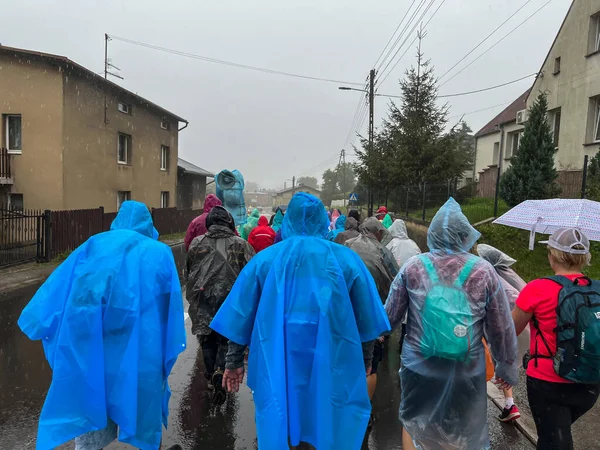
[512,228,600,450]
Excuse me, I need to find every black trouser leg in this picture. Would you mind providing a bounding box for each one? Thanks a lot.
[398,323,406,356]
[199,333,218,380]
[527,376,600,450]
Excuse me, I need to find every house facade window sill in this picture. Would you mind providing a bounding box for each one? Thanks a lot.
[585,50,600,58]
[583,142,600,147]
[7,150,22,155]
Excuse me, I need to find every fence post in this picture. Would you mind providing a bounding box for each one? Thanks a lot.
[421,183,427,222]
[447,180,451,199]
[581,155,589,199]
[36,215,42,262]
[44,210,52,262]
[99,206,104,232]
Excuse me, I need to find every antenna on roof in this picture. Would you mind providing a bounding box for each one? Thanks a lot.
[104,34,124,81]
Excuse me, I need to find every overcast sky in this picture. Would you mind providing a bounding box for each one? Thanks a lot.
[1,0,571,188]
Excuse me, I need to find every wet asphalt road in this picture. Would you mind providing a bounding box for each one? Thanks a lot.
[0,284,532,450]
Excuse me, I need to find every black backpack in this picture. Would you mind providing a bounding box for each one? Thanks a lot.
[531,276,600,384]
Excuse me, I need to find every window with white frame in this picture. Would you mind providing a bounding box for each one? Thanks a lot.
[492,142,500,165]
[118,133,131,164]
[5,115,22,154]
[506,131,522,159]
[118,101,131,115]
[593,98,600,143]
[117,191,131,210]
[161,191,170,208]
[161,120,170,130]
[549,108,561,148]
[589,13,600,54]
[160,145,170,171]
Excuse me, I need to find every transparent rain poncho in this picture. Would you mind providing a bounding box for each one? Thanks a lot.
[386,219,422,268]
[215,169,247,226]
[327,214,346,241]
[345,218,399,302]
[210,192,390,450]
[477,243,529,365]
[385,198,518,450]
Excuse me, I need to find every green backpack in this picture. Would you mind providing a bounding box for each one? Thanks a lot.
[532,276,600,384]
[420,256,478,361]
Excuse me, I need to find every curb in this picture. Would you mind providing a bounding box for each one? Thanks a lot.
[486,382,538,446]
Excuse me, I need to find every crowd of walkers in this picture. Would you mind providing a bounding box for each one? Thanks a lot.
[17,192,600,450]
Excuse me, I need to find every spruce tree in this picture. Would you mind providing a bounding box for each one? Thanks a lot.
[499,91,560,207]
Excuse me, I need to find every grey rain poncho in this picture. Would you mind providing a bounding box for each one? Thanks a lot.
[386,219,422,268]
[345,218,399,302]
[385,198,518,450]
[477,243,529,366]
[185,206,256,336]
[334,217,360,245]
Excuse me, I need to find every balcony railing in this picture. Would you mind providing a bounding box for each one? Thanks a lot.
[0,147,13,184]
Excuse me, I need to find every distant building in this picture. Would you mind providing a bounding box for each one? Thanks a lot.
[0,45,187,212]
[244,191,273,208]
[272,184,321,207]
[177,158,214,210]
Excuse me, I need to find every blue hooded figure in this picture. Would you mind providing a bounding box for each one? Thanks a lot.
[210,192,390,450]
[326,214,346,241]
[215,169,247,226]
[18,201,186,450]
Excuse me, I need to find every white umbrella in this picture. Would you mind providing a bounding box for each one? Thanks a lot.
[493,199,600,249]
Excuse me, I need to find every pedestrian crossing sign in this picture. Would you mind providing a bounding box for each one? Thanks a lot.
[349,193,359,202]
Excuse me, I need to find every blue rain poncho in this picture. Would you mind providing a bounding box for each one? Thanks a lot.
[271,208,284,233]
[18,201,186,450]
[216,169,247,226]
[210,192,391,450]
[384,198,518,450]
[326,214,346,241]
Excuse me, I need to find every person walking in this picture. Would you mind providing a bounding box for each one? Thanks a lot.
[240,208,260,241]
[186,206,255,405]
[248,215,276,253]
[477,243,528,422]
[327,214,346,241]
[18,201,186,450]
[384,198,518,450]
[345,218,399,407]
[334,216,360,245]
[386,219,421,268]
[184,194,222,251]
[270,207,285,232]
[210,192,390,450]
[512,228,600,450]
[375,206,388,221]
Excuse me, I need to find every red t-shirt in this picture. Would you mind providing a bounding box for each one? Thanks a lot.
[516,274,587,384]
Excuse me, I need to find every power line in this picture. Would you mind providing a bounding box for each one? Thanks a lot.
[377,0,448,87]
[438,0,535,82]
[373,0,418,71]
[376,0,428,74]
[439,0,553,88]
[108,34,365,87]
[447,101,511,120]
[377,0,436,82]
[377,72,536,99]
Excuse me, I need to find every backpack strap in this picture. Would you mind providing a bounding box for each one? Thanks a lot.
[454,257,478,288]
[419,255,439,284]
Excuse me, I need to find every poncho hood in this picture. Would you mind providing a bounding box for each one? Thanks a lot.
[203,194,222,214]
[281,192,329,239]
[257,215,269,226]
[110,200,158,239]
[389,219,409,240]
[428,198,480,253]
[345,217,359,231]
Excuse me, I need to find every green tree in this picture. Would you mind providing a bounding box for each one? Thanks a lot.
[499,91,560,207]
[336,162,357,194]
[297,176,319,190]
[586,152,600,201]
[321,168,339,207]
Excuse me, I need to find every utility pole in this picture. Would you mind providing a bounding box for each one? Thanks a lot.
[493,124,505,217]
[104,33,109,79]
[341,148,347,209]
[292,176,296,196]
[368,68,375,217]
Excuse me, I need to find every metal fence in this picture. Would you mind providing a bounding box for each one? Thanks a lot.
[0,147,11,181]
[0,206,47,267]
[0,204,201,267]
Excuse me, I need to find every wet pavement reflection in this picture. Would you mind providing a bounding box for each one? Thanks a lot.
[0,285,532,449]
